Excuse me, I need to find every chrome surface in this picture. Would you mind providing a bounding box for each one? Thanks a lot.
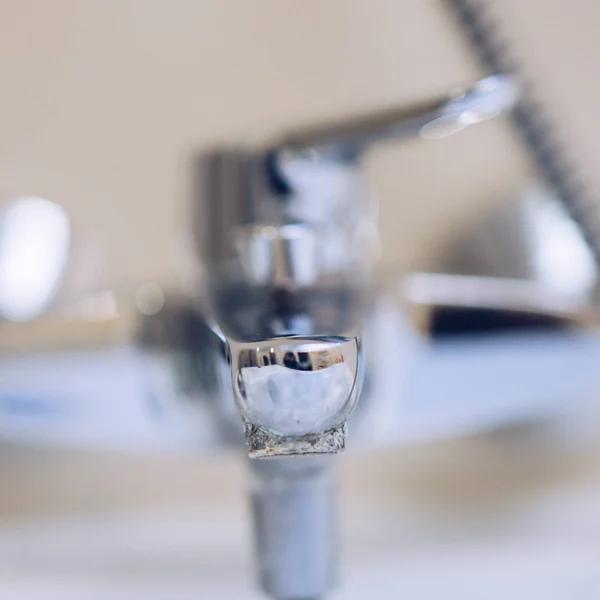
[250,457,335,600]
[228,335,360,457]
[402,273,591,321]
[196,74,517,599]
[200,75,518,299]
[0,288,236,453]
[200,75,518,453]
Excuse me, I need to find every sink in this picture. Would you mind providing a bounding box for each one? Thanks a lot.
[2,433,600,600]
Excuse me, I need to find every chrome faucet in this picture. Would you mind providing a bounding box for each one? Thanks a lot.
[199,75,517,456]
[195,74,517,599]
[0,75,520,599]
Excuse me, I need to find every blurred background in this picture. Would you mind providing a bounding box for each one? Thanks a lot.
[2,1,600,598]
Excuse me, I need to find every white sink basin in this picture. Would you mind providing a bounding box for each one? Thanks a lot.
[1,434,600,600]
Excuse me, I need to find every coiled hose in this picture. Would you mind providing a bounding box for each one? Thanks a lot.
[446,0,600,268]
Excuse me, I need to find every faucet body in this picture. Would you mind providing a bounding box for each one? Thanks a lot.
[199,75,517,457]
[194,75,517,599]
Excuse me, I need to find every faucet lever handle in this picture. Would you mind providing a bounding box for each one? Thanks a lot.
[270,74,518,162]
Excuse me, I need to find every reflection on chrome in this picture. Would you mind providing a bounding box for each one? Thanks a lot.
[229,336,360,457]
[420,74,519,140]
[402,272,591,320]
[523,187,597,297]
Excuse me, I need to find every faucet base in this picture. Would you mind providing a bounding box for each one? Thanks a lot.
[250,457,336,599]
[245,422,346,459]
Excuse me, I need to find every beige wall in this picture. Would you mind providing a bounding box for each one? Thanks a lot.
[0,0,597,279]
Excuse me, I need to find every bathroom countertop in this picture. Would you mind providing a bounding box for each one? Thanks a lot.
[2,415,600,600]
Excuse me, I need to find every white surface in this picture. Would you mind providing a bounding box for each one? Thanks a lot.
[241,362,355,435]
[2,435,600,599]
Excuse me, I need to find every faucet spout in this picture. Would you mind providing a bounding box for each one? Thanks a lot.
[228,335,360,458]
